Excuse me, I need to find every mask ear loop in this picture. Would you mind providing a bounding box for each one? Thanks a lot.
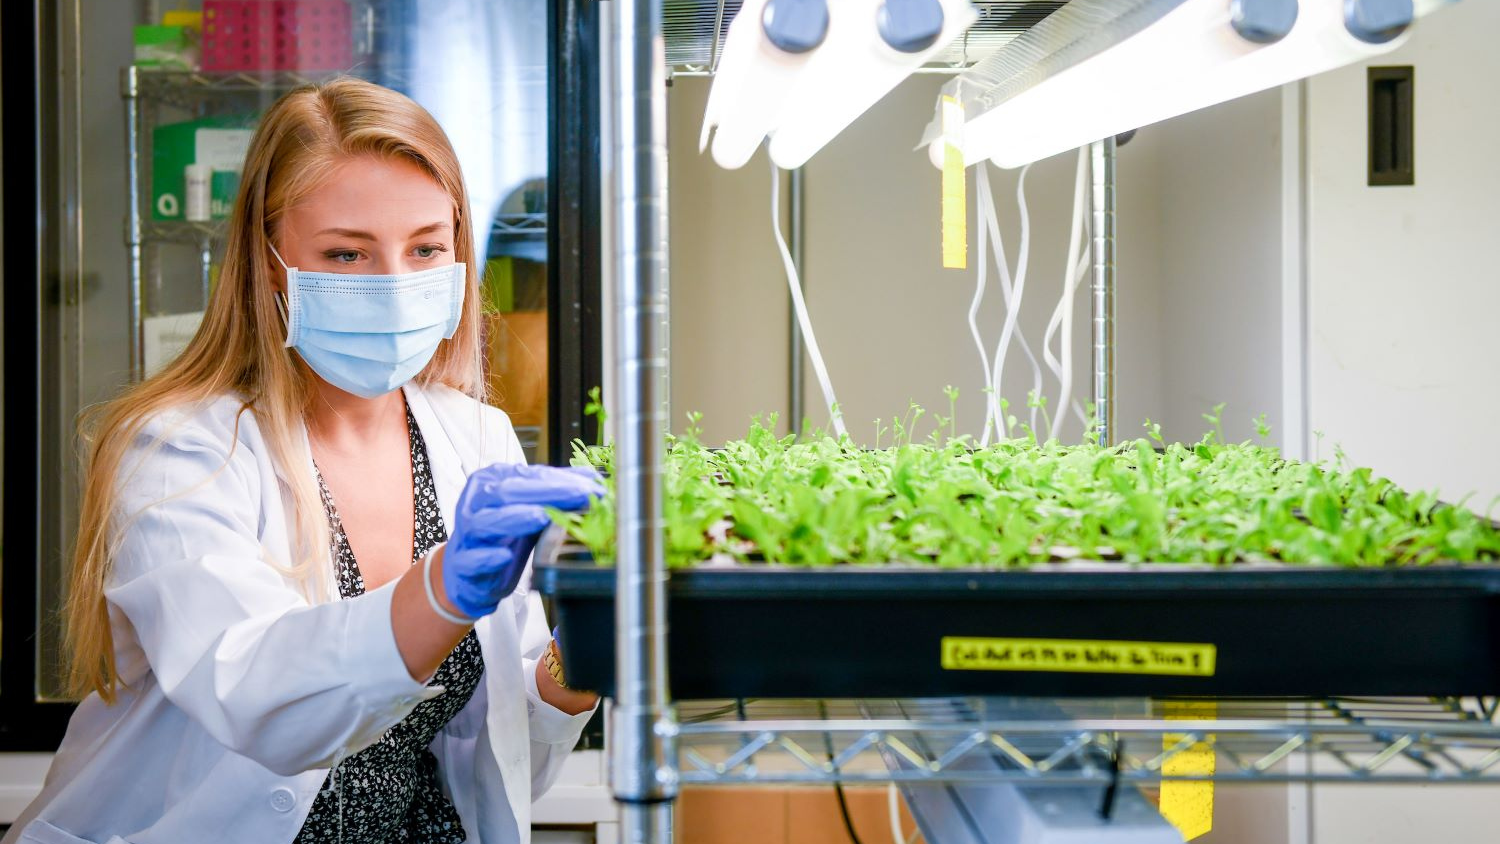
[267,242,298,348]
[274,289,290,333]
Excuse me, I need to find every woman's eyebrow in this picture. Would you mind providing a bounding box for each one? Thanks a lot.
[315,227,377,240]
[408,221,452,238]
[312,222,451,240]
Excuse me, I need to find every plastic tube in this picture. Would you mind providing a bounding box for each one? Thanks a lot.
[771,163,847,438]
[1041,146,1090,440]
[978,161,1044,444]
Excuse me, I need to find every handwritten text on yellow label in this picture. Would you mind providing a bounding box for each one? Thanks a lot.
[940,637,1217,677]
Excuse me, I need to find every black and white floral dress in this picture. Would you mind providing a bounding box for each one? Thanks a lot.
[296,407,485,843]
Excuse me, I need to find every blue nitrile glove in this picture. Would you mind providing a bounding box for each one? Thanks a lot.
[443,464,604,619]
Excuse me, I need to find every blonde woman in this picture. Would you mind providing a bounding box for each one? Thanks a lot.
[5,78,601,844]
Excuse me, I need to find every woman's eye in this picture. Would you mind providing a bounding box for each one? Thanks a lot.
[413,244,447,259]
[326,250,360,264]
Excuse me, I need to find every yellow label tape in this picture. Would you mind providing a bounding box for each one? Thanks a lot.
[1161,701,1217,841]
[940,637,1217,677]
[941,95,966,269]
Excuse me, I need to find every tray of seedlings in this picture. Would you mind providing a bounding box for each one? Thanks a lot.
[536,411,1500,699]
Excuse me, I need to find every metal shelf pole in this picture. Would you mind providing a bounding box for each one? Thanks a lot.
[122,66,144,382]
[609,0,678,842]
[1089,137,1117,446]
[788,167,806,435]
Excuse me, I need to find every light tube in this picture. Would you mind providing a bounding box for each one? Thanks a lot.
[701,0,820,170]
[768,0,977,170]
[939,0,1453,169]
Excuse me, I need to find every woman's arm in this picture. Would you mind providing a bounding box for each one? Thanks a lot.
[534,653,599,715]
[390,545,471,681]
[108,419,447,776]
[513,574,599,796]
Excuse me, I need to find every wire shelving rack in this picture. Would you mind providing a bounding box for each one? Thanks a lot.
[673,697,1500,786]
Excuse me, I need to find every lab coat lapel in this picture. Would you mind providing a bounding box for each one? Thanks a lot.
[256,401,336,603]
[409,384,544,833]
[405,383,532,833]
[403,384,466,534]
[258,399,316,493]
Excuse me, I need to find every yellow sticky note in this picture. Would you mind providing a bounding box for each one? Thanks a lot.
[1160,701,1216,841]
[941,95,966,269]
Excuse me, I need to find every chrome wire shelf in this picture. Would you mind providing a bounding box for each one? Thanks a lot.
[493,212,548,237]
[674,697,1500,786]
[144,220,227,246]
[131,68,369,105]
[665,0,1066,76]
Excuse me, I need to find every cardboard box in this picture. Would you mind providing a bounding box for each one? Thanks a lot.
[486,312,548,429]
[673,786,924,844]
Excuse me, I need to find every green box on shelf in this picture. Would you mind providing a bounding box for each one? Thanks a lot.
[151,116,255,221]
[134,25,195,70]
[211,171,241,218]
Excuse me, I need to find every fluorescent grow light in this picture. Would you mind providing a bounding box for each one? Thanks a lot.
[767,0,977,170]
[701,0,822,170]
[927,0,1454,169]
[702,0,978,170]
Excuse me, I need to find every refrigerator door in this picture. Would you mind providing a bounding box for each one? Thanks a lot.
[25,0,570,706]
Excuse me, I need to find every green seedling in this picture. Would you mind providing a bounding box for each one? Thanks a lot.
[554,401,1500,570]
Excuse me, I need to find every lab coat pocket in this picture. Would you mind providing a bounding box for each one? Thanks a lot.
[16,819,106,844]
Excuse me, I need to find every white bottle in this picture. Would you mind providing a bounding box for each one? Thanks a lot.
[184,164,212,222]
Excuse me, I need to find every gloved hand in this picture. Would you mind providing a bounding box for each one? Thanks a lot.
[442,463,604,619]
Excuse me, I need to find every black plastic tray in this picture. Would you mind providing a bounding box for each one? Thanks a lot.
[537,547,1500,699]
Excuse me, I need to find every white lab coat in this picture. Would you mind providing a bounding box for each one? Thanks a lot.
[4,384,593,844]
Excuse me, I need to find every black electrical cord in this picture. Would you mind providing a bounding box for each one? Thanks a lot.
[818,701,867,844]
[832,781,867,844]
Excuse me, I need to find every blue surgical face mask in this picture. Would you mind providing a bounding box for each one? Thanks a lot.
[271,245,466,399]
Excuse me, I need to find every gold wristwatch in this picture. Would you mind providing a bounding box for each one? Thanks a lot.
[543,639,572,690]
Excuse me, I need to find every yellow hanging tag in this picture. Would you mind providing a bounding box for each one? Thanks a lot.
[1160,700,1216,841]
[941,95,966,269]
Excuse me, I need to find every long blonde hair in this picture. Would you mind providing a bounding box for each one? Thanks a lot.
[66,77,486,702]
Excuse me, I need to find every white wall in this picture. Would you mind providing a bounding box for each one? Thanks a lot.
[798,76,1169,446]
[1303,0,1500,513]
[670,76,1184,447]
[1300,1,1500,841]
[667,74,1289,451]
[667,81,793,442]
[1154,89,1287,445]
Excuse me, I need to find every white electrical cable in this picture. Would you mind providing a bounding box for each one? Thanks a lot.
[888,783,904,844]
[1062,250,1091,431]
[887,783,920,844]
[970,175,999,444]
[771,162,848,439]
[978,161,1044,444]
[975,165,1015,444]
[1010,164,1043,437]
[1042,147,1090,440]
[1040,151,1085,430]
